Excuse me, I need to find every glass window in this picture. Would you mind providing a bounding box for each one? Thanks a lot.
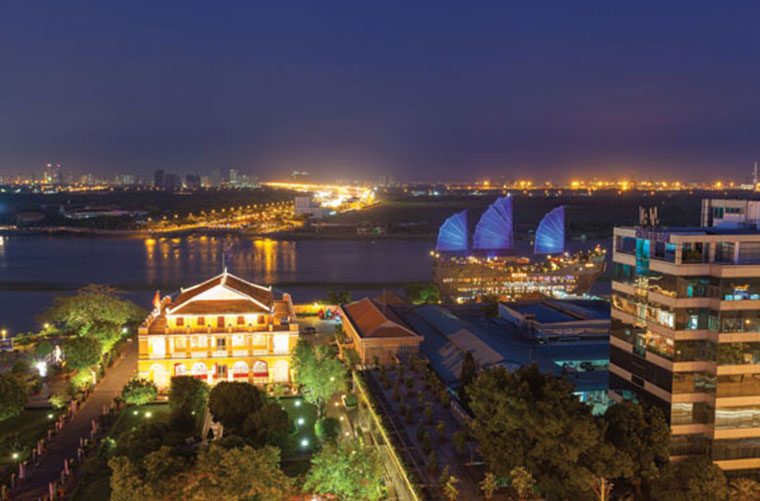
[716,406,760,430]
[176,317,184,327]
[718,342,760,365]
[216,337,226,350]
[175,337,186,350]
[231,335,246,347]
[717,374,760,398]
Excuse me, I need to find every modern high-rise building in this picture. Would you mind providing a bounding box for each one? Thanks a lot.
[154,169,165,189]
[611,200,760,473]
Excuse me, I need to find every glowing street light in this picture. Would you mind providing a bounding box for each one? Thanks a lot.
[297,417,305,426]
[300,439,309,448]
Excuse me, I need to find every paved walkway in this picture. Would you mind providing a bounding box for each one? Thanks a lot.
[15,341,138,500]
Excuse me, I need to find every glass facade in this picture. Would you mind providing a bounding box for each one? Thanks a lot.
[613,228,760,468]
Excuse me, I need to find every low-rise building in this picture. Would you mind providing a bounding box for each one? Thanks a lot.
[339,296,422,365]
[138,270,299,389]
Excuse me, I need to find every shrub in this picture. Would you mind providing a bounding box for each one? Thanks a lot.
[315,417,341,443]
[122,379,158,406]
[453,431,467,456]
[50,390,69,409]
[11,358,29,374]
[71,370,93,390]
[0,373,28,421]
[343,393,358,407]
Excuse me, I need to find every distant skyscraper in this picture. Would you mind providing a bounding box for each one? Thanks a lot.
[163,173,180,190]
[44,162,62,184]
[229,169,238,185]
[154,169,165,189]
[210,170,221,187]
[186,173,201,190]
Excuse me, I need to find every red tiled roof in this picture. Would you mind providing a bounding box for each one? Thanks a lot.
[342,298,419,339]
[171,300,269,315]
[169,272,273,313]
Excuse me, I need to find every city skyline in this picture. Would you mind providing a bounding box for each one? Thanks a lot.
[2,2,760,181]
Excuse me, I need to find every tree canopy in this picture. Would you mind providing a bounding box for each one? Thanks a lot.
[404,282,441,305]
[467,364,625,499]
[168,375,208,432]
[0,374,27,421]
[186,443,292,500]
[602,399,670,498]
[122,379,158,406]
[304,438,387,501]
[208,381,263,434]
[457,350,478,407]
[63,336,102,369]
[292,339,347,415]
[42,284,144,347]
[653,455,729,501]
[242,401,292,448]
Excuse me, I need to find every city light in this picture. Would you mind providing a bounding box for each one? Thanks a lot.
[300,439,309,448]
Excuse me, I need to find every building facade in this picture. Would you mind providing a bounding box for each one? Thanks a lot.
[138,271,299,389]
[611,214,760,472]
[339,297,422,365]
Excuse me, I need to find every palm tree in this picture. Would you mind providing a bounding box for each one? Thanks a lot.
[730,478,760,501]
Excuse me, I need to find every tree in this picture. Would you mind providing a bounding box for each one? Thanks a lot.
[602,399,670,498]
[42,284,144,348]
[208,381,263,434]
[243,401,291,448]
[458,350,478,407]
[0,374,27,421]
[122,379,158,406]
[185,443,291,500]
[304,439,387,501]
[480,471,498,499]
[404,283,441,305]
[327,290,351,304]
[34,340,54,359]
[442,475,460,501]
[510,467,535,499]
[63,336,102,369]
[653,455,729,501]
[110,446,188,501]
[467,364,619,499]
[314,417,341,443]
[114,422,169,463]
[730,478,760,501]
[292,339,347,416]
[169,376,208,422]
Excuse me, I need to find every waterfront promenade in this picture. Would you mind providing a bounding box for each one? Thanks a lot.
[14,341,138,500]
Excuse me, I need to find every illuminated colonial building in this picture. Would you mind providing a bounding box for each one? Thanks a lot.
[138,270,298,388]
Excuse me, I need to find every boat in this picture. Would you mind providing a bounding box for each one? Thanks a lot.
[431,198,606,303]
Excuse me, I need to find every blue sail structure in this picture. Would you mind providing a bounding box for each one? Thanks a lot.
[534,207,565,254]
[473,196,513,251]
[436,210,468,252]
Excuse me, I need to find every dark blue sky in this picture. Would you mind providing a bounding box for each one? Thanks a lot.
[1,1,759,182]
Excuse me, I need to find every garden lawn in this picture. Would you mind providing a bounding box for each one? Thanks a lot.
[279,396,318,457]
[0,408,63,466]
[109,402,170,439]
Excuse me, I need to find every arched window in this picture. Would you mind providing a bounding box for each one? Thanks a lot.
[191,362,208,375]
[232,361,249,378]
[174,363,187,376]
[253,361,268,377]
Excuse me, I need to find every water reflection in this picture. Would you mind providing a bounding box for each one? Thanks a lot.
[144,236,296,286]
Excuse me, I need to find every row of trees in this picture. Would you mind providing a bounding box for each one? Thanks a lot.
[466,364,742,500]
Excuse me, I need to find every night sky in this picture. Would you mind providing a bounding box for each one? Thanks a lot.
[1,1,759,182]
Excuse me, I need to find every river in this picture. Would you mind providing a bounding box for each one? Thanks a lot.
[0,234,610,334]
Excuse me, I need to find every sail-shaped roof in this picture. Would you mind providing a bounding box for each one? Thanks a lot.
[436,210,468,252]
[534,206,565,254]
[473,196,513,250]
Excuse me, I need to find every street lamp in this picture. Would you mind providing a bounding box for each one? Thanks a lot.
[300,439,309,448]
